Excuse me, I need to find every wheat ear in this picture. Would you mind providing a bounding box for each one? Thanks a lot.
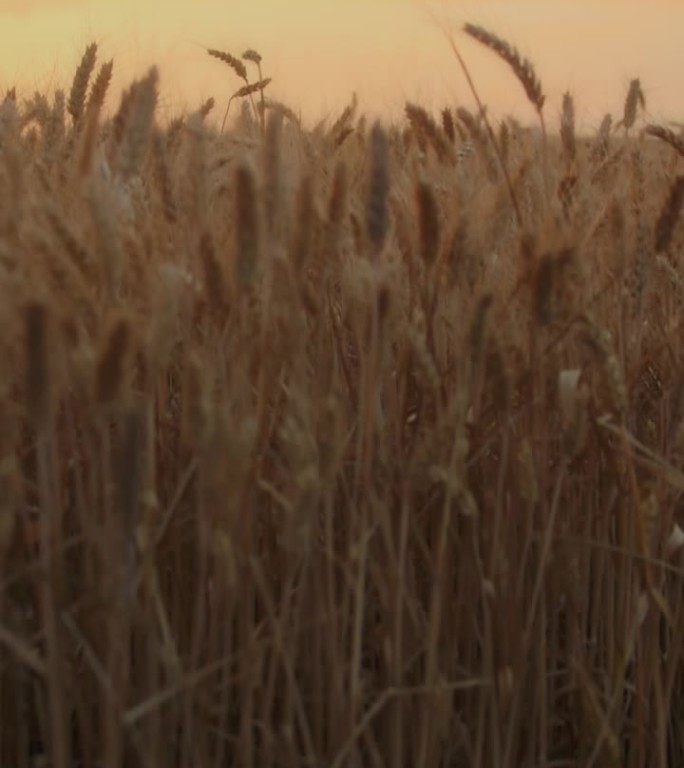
[644,124,684,158]
[463,24,545,111]
[68,43,98,125]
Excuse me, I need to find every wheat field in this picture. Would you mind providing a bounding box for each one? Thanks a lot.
[1,27,684,768]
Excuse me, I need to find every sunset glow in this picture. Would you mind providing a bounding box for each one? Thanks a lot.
[4,1,683,130]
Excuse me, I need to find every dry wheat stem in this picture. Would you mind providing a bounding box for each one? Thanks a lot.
[445,33,523,226]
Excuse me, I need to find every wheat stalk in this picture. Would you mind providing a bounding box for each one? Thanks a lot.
[221,78,271,134]
[461,23,549,198]
[366,122,390,258]
[24,301,52,427]
[444,30,524,224]
[234,162,261,290]
[95,315,133,405]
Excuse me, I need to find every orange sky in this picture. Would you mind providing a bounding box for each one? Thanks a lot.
[2,0,683,131]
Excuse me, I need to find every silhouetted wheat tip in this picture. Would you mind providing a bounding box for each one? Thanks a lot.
[622,79,645,131]
[86,59,113,113]
[221,79,271,133]
[95,316,132,405]
[655,175,684,254]
[416,180,440,266]
[23,91,50,129]
[242,49,262,65]
[24,301,51,427]
[592,113,612,161]
[119,67,158,179]
[233,78,271,100]
[199,97,215,119]
[68,42,97,123]
[207,48,248,81]
[366,122,390,257]
[330,93,358,137]
[405,102,450,160]
[112,84,134,145]
[645,124,684,158]
[456,108,486,146]
[463,23,545,111]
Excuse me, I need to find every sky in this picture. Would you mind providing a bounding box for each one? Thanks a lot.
[2,0,683,132]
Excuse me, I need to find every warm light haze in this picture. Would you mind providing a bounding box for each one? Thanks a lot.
[3,0,683,130]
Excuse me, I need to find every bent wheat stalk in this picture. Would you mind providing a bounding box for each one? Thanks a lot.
[444,31,523,226]
[462,22,550,199]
